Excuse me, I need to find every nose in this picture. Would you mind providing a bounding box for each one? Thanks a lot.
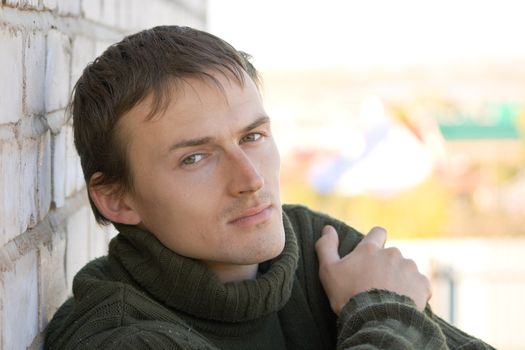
[227,149,264,196]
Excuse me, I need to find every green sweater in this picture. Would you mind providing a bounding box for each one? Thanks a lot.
[45,205,494,349]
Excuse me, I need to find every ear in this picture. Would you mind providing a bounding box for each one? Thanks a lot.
[89,172,141,225]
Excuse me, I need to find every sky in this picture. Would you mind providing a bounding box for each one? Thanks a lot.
[207,0,525,70]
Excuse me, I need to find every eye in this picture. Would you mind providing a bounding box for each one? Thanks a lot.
[241,132,263,143]
[181,153,205,166]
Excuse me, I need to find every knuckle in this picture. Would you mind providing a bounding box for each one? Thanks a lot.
[420,273,430,285]
[405,258,418,271]
[358,242,377,254]
[419,274,432,293]
[385,247,402,260]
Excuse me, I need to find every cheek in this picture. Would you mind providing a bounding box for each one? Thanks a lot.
[261,139,281,173]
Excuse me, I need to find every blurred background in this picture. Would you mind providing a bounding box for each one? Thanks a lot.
[208,1,525,349]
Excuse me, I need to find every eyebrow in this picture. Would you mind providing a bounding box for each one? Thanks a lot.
[167,115,270,153]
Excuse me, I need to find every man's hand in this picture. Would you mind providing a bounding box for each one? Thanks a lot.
[315,225,431,315]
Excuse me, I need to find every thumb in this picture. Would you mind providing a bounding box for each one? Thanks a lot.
[315,225,341,265]
[360,226,387,248]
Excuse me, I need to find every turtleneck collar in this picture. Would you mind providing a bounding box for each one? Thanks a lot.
[109,212,299,324]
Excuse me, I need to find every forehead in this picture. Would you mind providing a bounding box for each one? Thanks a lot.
[117,71,264,147]
[148,70,257,120]
[139,70,258,117]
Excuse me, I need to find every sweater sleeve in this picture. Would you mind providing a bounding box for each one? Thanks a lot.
[56,321,219,350]
[283,205,495,350]
[44,284,220,350]
[337,289,495,350]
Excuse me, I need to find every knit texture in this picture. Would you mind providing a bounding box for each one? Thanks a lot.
[45,205,494,349]
[107,212,298,324]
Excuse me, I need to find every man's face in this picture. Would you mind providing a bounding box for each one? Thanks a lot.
[118,71,285,275]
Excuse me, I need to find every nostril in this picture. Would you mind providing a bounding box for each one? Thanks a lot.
[230,156,264,194]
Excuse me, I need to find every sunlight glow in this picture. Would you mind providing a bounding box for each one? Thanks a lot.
[208,0,525,69]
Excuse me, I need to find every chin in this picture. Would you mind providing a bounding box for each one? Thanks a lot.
[258,228,286,262]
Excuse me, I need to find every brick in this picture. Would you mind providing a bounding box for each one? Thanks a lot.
[45,109,69,134]
[43,0,58,11]
[24,31,46,116]
[38,131,52,220]
[45,30,70,113]
[131,1,203,31]
[18,117,49,229]
[0,28,23,124]
[1,251,39,350]
[81,0,102,21]
[176,0,206,16]
[123,0,140,30]
[0,139,21,246]
[101,0,118,27]
[95,39,113,57]
[19,136,39,232]
[65,125,79,197]
[71,35,95,89]
[66,206,90,291]
[133,1,164,29]
[107,224,118,241]
[52,128,66,208]
[71,0,82,14]
[0,125,15,141]
[171,0,206,28]
[18,117,47,232]
[118,0,131,28]
[21,0,40,9]
[5,0,20,7]
[58,0,80,15]
[39,230,67,328]
[75,152,85,192]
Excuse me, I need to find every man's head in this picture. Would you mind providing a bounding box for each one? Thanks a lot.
[73,26,260,224]
[72,26,285,279]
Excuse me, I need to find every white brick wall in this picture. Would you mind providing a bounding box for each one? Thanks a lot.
[0,28,23,124]
[81,0,102,22]
[0,1,206,348]
[45,29,71,113]
[52,128,66,208]
[38,230,68,328]
[1,250,39,350]
[65,206,90,291]
[38,130,52,220]
[0,138,21,246]
[19,131,39,232]
[24,31,46,116]
[71,35,95,87]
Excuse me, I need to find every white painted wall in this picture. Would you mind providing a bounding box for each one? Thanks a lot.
[0,1,206,348]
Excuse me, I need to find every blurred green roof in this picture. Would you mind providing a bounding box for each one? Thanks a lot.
[438,103,521,140]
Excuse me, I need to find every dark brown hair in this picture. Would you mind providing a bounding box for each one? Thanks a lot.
[71,26,260,224]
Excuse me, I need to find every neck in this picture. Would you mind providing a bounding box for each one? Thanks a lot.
[205,261,259,283]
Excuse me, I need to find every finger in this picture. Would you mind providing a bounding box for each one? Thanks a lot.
[360,226,387,248]
[315,225,341,265]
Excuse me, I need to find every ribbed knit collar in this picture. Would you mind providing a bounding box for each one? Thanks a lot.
[109,212,298,324]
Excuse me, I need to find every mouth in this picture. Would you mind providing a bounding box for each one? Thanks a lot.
[228,203,273,227]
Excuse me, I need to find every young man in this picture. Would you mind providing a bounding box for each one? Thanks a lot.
[45,26,493,349]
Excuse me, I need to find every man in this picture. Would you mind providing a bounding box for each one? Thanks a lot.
[45,26,493,349]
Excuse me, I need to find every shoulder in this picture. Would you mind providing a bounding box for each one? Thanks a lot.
[47,316,214,349]
[46,258,211,349]
[283,204,364,257]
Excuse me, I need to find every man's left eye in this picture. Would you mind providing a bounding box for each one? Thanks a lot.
[241,133,262,143]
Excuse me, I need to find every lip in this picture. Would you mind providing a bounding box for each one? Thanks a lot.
[228,203,273,227]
